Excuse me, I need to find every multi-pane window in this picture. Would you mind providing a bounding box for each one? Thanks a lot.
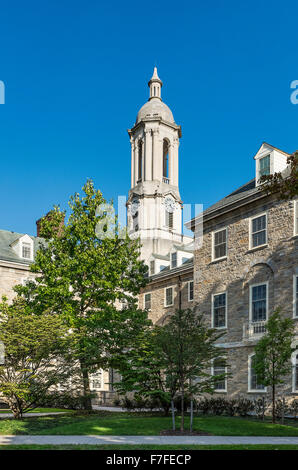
[294,353,298,392]
[171,252,177,269]
[212,293,227,328]
[251,214,267,248]
[144,293,151,310]
[250,284,267,322]
[150,260,155,276]
[259,155,270,178]
[166,211,173,229]
[22,242,32,259]
[165,287,173,307]
[188,280,194,301]
[294,275,298,318]
[213,228,227,260]
[249,355,265,391]
[213,358,226,391]
[90,370,103,390]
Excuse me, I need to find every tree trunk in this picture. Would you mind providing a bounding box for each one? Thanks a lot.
[180,384,184,432]
[272,384,276,424]
[171,400,175,431]
[262,396,265,421]
[190,399,193,432]
[281,397,285,425]
[80,360,92,410]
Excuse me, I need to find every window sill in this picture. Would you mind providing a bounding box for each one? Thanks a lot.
[247,244,268,254]
[214,390,227,394]
[247,390,267,393]
[164,304,174,308]
[210,256,227,265]
[213,327,227,331]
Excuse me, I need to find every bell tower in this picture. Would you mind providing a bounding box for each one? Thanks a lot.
[127,68,191,263]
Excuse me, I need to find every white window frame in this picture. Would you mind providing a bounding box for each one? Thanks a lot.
[188,280,194,302]
[294,200,298,236]
[89,368,104,391]
[164,286,174,307]
[258,154,271,180]
[144,293,151,311]
[293,274,298,319]
[211,291,227,329]
[211,357,227,393]
[171,252,177,269]
[212,227,228,261]
[249,212,268,250]
[291,349,298,392]
[248,353,267,393]
[249,281,269,323]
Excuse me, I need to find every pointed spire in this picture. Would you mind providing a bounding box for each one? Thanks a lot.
[148,67,163,101]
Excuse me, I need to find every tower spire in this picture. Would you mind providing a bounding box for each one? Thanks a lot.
[148,67,163,101]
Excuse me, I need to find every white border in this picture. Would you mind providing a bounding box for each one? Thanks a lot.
[249,212,267,250]
[248,353,267,393]
[188,280,194,302]
[211,227,228,262]
[293,274,298,318]
[164,286,174,307]
[211,357,227,393]
[211,291,227,329]
[249,281,269,323]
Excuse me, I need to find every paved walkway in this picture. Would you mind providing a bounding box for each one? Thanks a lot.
[0,412,67,419]
[0,435,298,445]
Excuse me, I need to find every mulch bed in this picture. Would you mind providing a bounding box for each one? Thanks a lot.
[160,430,212,436]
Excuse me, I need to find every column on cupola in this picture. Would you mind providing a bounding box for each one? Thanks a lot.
[144,129,152,181]
[153,129,162,181]
[172,137,179,187]
[130,137,134,188]
[168,141,173,184]
[134,140,138,186]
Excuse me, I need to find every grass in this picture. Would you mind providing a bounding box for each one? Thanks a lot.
[0,408,73,414]
[1,444,298,450]
[1,412,298,436]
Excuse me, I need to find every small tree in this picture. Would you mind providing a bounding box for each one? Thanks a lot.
[259,152,298,200]
[15,180,149,410]
[253,309,296,423]
[0,297,73,419]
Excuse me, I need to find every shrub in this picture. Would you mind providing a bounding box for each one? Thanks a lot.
[121,396,135,411]
[174,394,191,412]
[275,399,289,421]
[198,398,212,415]
[253,397,267,420]
[112,398,121,407]
[225,399,238,417]
[37,391,95,410]
[291,399,298,419]
[236,397,254,417]
[134,396,148,410]
[209,397,226,415]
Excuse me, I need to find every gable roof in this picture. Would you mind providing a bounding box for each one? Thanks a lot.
[0,229,44,265]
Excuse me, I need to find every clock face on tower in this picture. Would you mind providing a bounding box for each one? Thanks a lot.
[164,196,176,213]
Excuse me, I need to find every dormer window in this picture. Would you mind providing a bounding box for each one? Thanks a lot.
[259,155,271,178]
[22,242,32,259]
[171,252,177,269]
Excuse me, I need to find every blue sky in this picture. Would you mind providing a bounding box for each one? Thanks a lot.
[1,0,298,235]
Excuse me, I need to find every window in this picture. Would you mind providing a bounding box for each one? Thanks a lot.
[250,214,267,248]
[294,200,298,236]
[138,140,143,181]
[212,292,227,328]
[150,260,155,275]
[212,228,227,260]
[188,280,194,301]
[213,358,227,392]
[22,242,32,259]
[166,211,173,229]
[144,293,151,310]
[294,275,298,318]
[163,140,169,178]
[250,283,268,322]
[171,252,177,269]
[90,370,103,390]
[249,355,265,391]
[165,287,173,307]
[259,155,270,178]
[292,352,298,392]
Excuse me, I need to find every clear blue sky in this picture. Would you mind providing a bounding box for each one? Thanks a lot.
[1,0,298,235]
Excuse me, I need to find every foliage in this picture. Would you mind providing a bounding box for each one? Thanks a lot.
[253,309,296,423]
[36,391,96,410]
[259,152,298,199]
[15,180,150,409]
[197,397,254,417]
[0,296,72,419]
[290,399,298,419]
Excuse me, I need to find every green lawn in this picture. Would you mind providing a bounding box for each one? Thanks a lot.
[1,412,298,437]
[1,444,298,450]
[0,408,72,414]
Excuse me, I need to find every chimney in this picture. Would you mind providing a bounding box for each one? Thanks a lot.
[36,211,65,238]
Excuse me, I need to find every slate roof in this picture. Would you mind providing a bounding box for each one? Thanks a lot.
[0,229,44,265]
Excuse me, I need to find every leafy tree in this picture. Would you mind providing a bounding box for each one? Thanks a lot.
[15,180,149,409]
[259,152,298,199]
[253,309,296,423]
[0,296,72,419]
[116,308,227,431]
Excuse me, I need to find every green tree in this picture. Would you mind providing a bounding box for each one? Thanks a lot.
[260,152,298,199]
[0,297,72,419]
[16,180,149,410]
[253,309,296,423]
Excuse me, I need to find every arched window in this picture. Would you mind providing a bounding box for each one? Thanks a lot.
[138,140,143,182]
[248,354,266,392]
[163,140,169,179]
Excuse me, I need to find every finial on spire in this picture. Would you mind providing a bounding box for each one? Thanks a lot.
[148,67,163,101]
